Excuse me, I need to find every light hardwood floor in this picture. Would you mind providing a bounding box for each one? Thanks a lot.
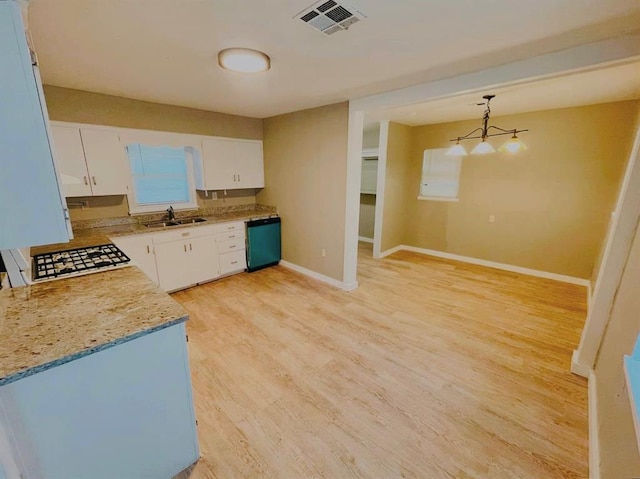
[172,242,588,478]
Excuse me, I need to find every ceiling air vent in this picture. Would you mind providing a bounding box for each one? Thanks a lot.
[295,0,367,36]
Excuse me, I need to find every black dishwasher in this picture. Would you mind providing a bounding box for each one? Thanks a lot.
[246,216,281,272]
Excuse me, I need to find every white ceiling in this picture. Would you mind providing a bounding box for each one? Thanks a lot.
[366,60,640,126]
[28,0,640,119]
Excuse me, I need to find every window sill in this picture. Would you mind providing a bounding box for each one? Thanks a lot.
[417,196,459,202]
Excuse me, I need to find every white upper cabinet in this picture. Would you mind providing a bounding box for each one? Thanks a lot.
[197,137,264,190]
[51,125,129,197]
[0,1,71,249]
[51,126,92,197]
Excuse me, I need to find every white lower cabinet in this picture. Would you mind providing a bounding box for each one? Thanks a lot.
[111,234,159,284]
[220,249,247,275]
[154,240,196,292]
[112,221,246,292]
[216,223,247,275]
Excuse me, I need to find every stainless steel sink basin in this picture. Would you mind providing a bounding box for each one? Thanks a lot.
[176,217,207,225]
[144,217,206,228]
[144,221,180,228]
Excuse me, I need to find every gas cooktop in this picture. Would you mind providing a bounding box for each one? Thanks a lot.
[32,244,131,281]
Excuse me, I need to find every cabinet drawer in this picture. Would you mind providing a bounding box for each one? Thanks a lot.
[211,221,245,234]
[217,237,245,254]
[219,250,246,275]
[215,230,245,243]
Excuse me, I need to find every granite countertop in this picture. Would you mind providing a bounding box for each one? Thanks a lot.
[0,267,188,386]
[32,204,278,255]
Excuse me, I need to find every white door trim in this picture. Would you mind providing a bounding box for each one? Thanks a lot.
[373,121,389,259]
[572,126,640,376]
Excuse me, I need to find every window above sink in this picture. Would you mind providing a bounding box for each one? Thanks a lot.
[126,144,199,215]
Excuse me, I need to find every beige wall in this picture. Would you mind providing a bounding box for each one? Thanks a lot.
[381,122,413,252]
[359,194,376,239]
[594,220,640,477]
[257,102,349,282]
[402,101,638,278]
[44,85,263,221]
[44,85,263,139]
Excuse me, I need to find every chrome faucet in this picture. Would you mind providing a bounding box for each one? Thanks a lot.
[166,206,175,221]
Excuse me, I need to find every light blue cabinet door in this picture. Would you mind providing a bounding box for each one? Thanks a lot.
[0,1,70,249]
[0,322,199,479]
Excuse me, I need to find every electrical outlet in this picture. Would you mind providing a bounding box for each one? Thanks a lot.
[321,249,327,258]
[211,191,218,200]
[489,215,495,223]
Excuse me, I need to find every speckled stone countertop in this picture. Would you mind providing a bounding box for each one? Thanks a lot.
[31,203,277,255]
[0,267,188,386]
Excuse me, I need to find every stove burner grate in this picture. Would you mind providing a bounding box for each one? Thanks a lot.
[32,244,131,281]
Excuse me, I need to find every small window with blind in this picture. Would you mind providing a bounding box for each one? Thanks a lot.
[126,144,198,214]
[419,148,462,202]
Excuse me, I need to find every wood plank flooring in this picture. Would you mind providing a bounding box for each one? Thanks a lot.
[172,242,588,478]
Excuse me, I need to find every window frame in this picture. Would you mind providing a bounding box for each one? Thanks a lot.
[125,144,199,215]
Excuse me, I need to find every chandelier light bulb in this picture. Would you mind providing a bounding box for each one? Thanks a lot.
[499,135,528,154]
[470,140,496,155]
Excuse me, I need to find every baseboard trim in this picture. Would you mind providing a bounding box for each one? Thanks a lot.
[379,245,403,258]
[571,350,591,378]
[358,236,374,244]
[589,370,600,479]
[279,260,357,291]
[399,245,591,287]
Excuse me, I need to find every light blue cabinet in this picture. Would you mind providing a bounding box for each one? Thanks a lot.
[0,0,70,249]
[0,322,199,479]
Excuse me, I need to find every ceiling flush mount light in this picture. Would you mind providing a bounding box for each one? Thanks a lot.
[218,48,271,73]
[446,95,528,156]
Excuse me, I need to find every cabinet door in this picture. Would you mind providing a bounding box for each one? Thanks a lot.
[188,235,220,284]
[154,240,192,292]
[81,129,129,196]
[235,141,264,188]
[111,235,159,284]
[201,138,238,190]
[0,2,70,249]
[50,126,92,197]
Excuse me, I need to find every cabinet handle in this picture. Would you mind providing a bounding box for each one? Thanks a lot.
[92,176,97,185]
[229,245,236,249]
[228,235,235,239]
[227,226,234,230]
[231,261,238,265]
[83,176,88,185]
[184,244,187,252]
[238,174,240,182]
[146,245,150,254]
[189,243,192,251]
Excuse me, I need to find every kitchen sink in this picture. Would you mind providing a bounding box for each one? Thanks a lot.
[144,217,207,228]
[175,217,207,224]
[144,221,180,228]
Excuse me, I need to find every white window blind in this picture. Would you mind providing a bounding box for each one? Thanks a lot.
[420,148,462,200]
[126,144,196,213]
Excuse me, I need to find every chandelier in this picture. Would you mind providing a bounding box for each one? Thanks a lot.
[446,94,528,156]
